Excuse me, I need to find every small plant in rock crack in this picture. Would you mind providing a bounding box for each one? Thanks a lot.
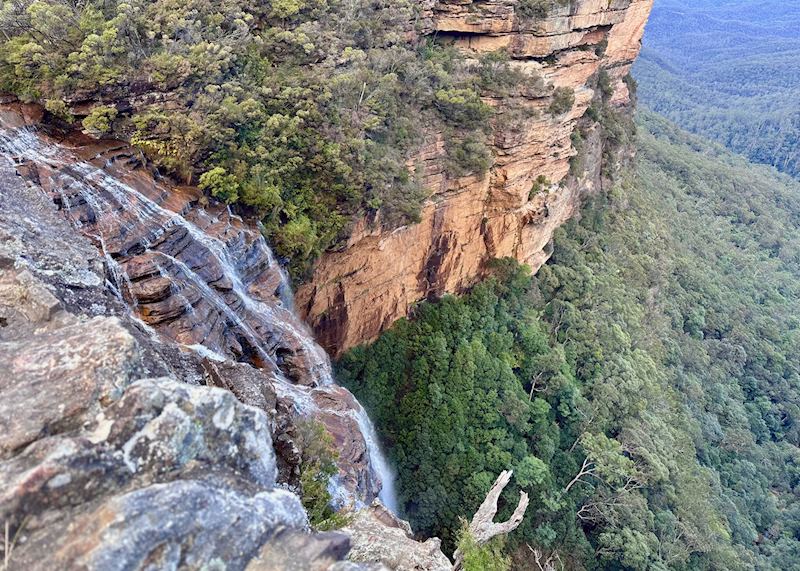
[296,420,352,531]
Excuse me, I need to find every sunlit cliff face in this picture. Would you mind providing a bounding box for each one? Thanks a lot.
[297,0,654,356]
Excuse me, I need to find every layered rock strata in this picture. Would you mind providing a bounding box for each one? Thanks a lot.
[0,104,389,510]
[0,158,315,569]
[297,0,653,355]
[0,143,444,569]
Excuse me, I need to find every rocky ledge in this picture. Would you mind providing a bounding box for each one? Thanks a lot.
[0,126,448,570]
[0,102,392,503]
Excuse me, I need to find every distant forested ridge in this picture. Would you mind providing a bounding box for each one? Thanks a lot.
[338,113,800,570]
[634,0,800,179]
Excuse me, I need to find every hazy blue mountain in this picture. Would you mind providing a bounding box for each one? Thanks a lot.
[634,0,800,178]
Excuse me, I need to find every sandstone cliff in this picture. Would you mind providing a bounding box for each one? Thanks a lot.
[297,0,653,355]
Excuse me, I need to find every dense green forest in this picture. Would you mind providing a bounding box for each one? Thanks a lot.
[338,113,800,570]
[634,0,800,179]
[0,0,563,276]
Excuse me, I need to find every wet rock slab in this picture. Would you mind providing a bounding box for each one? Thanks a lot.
[0,107,383,504]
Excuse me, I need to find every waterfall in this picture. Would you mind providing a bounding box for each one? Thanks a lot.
[0,119,398,513]
[354,404,399,513]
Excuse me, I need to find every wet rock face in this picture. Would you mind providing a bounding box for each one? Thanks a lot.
[297,0,653,355]
[10,120,318,384]
[0,107,392,505]
[0,137,444,571]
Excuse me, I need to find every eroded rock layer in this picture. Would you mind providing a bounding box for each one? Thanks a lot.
[0,158,311,569]
[0,134,444,570]
[297,0,652,355]
[0,104,389,507]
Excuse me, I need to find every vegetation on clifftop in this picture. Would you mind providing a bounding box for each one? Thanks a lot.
[338,114,800,570]
[0,0,559,277]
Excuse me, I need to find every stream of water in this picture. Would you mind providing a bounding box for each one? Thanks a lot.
[0,120,398,513]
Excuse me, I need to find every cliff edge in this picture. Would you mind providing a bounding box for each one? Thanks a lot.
[297,0,653,355]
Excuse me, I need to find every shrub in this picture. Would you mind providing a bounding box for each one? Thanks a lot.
[457,524,510,571]
[44,99,74,124]
[81,105,118,136]
[434,88,493,128]
[198,167,240,204]
[517,0,552,19]
[598,69,614,98]
[295,420,350,531]
[517,0,570,20]
[529,174,550,199]
[271,214,319,264]
[447,135,492,177]
[548,86,575,116]
[569,128,586,175]
[474,50,528,95]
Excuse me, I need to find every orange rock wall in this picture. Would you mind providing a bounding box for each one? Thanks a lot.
[297,0,653,355]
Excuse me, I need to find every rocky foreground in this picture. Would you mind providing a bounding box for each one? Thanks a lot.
[0,128,451,569]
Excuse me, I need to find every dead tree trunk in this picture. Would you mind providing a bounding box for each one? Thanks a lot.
[452,470,529,570]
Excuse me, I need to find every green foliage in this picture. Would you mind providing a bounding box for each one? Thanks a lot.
[595,38,609,57]
[548,86,575,116]
[434,87,492,128]
[635,0,800,179]
[295,419,350,531]
[0,0,517,278]
[457,524,510,571]
[339,113,800,569]
[528,174,549,200]
[198,167,240,204]
[338,264,571,552]
[569,128,585,175]
[472,50,531,96]
[597,69,613,98]
[81,105,118,136]
[516,0,570,20]
[44,98,73,124]
[446,135,492,178]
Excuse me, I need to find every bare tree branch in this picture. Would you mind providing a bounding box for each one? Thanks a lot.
[452,470,529,570]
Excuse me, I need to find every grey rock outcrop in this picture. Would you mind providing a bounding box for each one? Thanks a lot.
[0,125,451,569]
[0,104,389,504]
[342,502,452,571]
[0,152,343,570]
[0,269,316,569]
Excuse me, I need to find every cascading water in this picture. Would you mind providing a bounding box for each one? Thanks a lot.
[0,117,398,512]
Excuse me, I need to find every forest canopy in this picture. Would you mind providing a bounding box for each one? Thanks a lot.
[634,0,800,180]
[338,113,800,570]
